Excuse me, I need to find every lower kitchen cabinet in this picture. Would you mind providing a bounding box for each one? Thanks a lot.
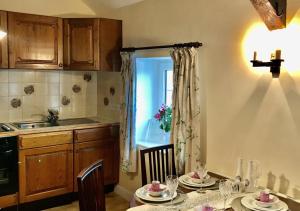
[16,125,119,205]
[19,144,73,203]
[74,126,119,191]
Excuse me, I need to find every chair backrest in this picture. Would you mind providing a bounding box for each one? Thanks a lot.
[77,160,105,211]
[140,144,176,186]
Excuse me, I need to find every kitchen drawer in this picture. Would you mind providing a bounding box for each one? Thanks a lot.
[19,131,73,149]
[74,126,119,143]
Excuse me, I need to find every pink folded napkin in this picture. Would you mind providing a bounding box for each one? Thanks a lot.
[149,181,161,192]
[258,191,271,202]
[201,205,214,211]
[191,172,201,179]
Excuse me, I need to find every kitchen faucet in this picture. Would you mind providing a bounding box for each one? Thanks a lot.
[47,109,59,124]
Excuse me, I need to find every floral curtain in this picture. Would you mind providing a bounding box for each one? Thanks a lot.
[120,52,137,173]
[170,47,201,175]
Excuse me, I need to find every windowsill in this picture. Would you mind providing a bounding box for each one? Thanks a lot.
[137,142,168,149]
[137,142,157,149]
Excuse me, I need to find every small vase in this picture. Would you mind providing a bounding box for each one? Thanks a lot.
[163,131,170,144]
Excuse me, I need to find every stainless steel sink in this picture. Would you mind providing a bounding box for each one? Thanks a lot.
[12,118,98,130]
[12,121,55,129]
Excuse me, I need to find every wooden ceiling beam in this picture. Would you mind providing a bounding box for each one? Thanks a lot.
[250,0,287,30]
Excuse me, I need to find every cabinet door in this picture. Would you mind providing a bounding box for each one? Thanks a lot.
[0,11,8,68]
[8,12,63,69]
[74,138,119,191]
[19,144,73,203]
[100,18,122,72]
[63,19,99,70]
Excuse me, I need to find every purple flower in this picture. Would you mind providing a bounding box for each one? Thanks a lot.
[154,113,161,120]
[154,104,172,132]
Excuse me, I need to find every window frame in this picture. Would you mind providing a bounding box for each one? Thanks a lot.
[164,69,173,106]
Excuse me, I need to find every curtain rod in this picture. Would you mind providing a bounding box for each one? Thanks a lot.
[120,42,202,52]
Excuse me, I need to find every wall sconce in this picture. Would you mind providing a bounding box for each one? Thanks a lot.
[250,50,284,78]
[0,31,7,40]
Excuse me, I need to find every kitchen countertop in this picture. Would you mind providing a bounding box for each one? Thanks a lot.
[0,117,120,138]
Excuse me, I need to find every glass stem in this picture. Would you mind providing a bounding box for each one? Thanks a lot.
[223,197,227,211]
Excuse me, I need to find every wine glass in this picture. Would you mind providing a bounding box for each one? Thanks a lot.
[166,175,178,207]
[252,160,262,189]
[196,164,208,179]
[219,179,233,211]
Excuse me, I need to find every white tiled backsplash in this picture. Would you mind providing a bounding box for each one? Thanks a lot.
[97,71,122,123]
[0,70,98,122]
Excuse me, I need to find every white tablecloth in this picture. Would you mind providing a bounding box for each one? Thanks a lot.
[127,190,247,211]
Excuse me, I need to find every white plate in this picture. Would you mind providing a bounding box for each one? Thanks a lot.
[179,174,216,188]
[241,195,289,211]
[135,185,178,202]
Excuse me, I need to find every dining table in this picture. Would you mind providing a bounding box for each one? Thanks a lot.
[128,172,298,211]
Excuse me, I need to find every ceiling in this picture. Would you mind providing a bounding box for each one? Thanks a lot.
[97,0,146,8]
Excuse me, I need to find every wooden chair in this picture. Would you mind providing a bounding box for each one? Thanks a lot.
[140,144,176,186]
[77,160,105,211]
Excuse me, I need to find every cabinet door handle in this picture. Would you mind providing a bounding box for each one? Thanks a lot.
[38,159,42,163]
[59,63,63,67]
[18,161,22,164]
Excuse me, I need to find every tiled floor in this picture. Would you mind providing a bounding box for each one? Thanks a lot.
[44,192,129,211]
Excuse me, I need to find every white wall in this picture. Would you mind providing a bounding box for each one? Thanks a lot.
[117,0,300,198]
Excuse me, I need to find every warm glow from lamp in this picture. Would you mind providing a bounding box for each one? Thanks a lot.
[242,18,300,76]
[0,30,7,40]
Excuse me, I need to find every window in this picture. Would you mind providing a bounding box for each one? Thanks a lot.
[165,70,173,106]
[135,57,173,147]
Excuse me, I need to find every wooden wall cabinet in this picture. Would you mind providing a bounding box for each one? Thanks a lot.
[18,131,73,203]
[63,19,99,70]
[100,18,122,72]
[64,18,122,71]
[74,126,120,191]
[0,11,122,71]
[8,12,63,69]
[0,11,8,68]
